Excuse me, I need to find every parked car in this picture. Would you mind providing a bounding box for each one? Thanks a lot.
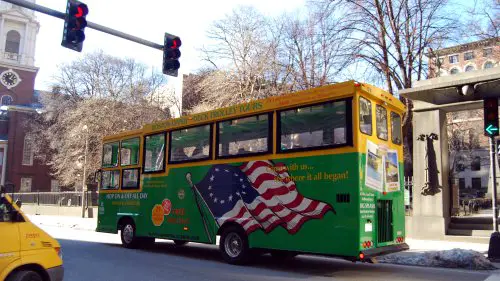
[0,187,64,281]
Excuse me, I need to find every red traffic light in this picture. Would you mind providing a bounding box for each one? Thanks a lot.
[76,5,88,17]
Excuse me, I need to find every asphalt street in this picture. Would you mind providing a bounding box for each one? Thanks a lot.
[40,226,496,281]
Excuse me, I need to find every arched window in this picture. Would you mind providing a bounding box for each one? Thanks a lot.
[484,61,494,69]
[465,65,475,72]
[1,95,13,105]
[450,68,460,75]
[5,30,20,54]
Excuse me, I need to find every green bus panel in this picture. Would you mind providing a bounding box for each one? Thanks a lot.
[97,152,404,258]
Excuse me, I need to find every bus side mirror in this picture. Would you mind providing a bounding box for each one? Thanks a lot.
[94,169,102,183]
[15,199,22,208]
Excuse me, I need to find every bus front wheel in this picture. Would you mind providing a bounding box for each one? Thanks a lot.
[219,226,251,264]
[120,221,140,249]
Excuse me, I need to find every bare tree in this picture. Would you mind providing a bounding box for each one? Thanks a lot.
[27,51,171,189]
[463,0,500,40]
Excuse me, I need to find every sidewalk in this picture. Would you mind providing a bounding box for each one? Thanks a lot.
[28,214,97,231]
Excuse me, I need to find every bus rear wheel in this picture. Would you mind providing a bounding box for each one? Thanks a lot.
[173,240,188,246]
[219,226,251,264]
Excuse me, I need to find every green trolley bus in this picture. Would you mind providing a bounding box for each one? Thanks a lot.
[96,80,409,264]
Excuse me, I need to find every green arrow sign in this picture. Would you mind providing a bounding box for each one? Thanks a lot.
[486,124,499,135]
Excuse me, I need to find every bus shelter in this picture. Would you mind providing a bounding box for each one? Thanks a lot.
[400,67,500,239]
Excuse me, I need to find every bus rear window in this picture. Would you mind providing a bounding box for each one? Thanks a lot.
[279,100,348,151]
[376,105,388,140]
[359,97,372,135]
[143,133,165,173]
[101,170,120,190]
[121,138,140,166]
[391,112,402,145]
[217,114,271,158]
[170,125,211,163]
[102,142,119,168]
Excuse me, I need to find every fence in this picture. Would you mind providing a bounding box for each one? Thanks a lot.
[404,176,414,216]
[9,191,99,207]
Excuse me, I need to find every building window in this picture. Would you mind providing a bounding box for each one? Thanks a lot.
[50,180,59,192]
[5,30,20,54]
[20,177,32,192]
[450,68,460,75]
[484,48,493,57]
[464,52,474,61]
[484,61,494,69]
[449,55,459,64]
[1,95,12,105]
[471,156,481,171]
[465,65,475,72]
[472,177,482,190]
[22,135,33,166]
[459,178,465,190]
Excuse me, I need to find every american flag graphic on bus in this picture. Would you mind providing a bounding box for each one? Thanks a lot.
[193,160,335,235]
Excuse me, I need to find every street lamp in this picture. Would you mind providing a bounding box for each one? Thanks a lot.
[81,125,88,218]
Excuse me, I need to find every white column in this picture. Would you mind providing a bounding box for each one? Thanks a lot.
[1,144,7,186]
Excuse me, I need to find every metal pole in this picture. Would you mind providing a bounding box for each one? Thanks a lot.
[81,135,88,218]
[490,136,499,232]
[1,0,164,50]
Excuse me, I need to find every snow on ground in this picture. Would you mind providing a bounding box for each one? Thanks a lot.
[378,248,497,270]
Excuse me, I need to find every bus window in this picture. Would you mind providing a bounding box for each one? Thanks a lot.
[101,170,120,190]
[359,97,372,135]
[121,137,140,166]
[170,124,211,163]
[376,105,388,140]
[279,100,348,151]
[122,168,140,190]
[102,142,119,168]
[217,113,271,158]
[143,133,166,173]
[391,112,402,145]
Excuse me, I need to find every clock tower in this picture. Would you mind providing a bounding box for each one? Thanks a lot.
[0,1,48,193]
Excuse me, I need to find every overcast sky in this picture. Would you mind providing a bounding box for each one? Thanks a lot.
[33,0,306,90]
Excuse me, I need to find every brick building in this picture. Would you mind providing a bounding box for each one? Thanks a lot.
[428,37,499,77]
[0,1,56,192]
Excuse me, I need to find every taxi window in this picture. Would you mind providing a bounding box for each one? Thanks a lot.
[0,197,13,222]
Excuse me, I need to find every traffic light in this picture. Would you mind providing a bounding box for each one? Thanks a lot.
[61,0,88,52]
[163,33,181,77]
[484,97,499,137]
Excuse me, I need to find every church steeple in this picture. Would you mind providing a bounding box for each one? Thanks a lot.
[0,0,39,67]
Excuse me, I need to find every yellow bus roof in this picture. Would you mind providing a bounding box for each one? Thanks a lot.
[103,128,143,142]
[103,80,405,141]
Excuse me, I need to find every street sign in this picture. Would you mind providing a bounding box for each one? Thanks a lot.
[484,97,499,136]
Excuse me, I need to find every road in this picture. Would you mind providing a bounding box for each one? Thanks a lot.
[40,226,496,281]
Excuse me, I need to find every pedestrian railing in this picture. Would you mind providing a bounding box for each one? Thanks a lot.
[10,191,99,207]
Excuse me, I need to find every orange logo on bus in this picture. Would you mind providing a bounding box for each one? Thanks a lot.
[151,204,164,226]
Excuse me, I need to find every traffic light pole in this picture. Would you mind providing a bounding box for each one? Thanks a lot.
[490,136,499,232]
[1,0,164,51]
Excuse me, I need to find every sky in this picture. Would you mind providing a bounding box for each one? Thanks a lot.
[33,0,306,91]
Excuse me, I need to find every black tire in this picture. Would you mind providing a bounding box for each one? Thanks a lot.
[120,220,140,249]
[6,270,43,281]
[219,226,251,265]
[173,240,188,246]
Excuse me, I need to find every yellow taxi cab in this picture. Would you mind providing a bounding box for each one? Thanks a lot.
[0,187,64,281]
